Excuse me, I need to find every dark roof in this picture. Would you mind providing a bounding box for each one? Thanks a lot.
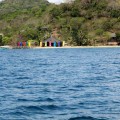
[44,36,61,42]
[108,37,117,42]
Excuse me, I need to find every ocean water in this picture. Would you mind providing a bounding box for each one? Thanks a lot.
[0,48,120,120]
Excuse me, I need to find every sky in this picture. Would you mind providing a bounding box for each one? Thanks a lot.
[48,0,63,4]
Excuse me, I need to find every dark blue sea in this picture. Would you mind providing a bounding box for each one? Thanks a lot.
[0,48,120,120]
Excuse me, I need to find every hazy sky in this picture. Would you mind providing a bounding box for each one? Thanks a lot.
[48,0,63,4]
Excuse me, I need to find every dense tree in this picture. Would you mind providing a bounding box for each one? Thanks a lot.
[0,35,3,45]
[0,0,120,46]
[116,32,120,42]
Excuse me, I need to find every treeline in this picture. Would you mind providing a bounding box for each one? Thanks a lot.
[0,0,120,46]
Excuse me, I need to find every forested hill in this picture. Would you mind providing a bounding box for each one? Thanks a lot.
[0,0,48,14]
[0,0,120,46]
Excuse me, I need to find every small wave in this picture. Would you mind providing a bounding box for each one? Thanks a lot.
[41,104,60,110]
[18,97,54,102]
[46,98,54,102]
[9,111,26,116]
[25,105,44,111]
[112,62,120,65]
[19,105,60,112]
[15,105,45,112]
[68,116,107,120]
[17,98,31,102]
[38,63,52,66]
[33,97,55,102]
[16,76,30,80]
[74,85,85,88]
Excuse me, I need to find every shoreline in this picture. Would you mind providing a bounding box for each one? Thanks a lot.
[1,45,120,49]
[33,46,120,49]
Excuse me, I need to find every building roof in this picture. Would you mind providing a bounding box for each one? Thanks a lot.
[44,36,61,42]
[110,33,116,38]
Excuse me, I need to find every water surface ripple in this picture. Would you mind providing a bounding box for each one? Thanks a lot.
[0,48,120,120]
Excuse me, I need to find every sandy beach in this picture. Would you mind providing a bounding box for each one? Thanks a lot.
[1,45,120,49]
[33,46,120,49]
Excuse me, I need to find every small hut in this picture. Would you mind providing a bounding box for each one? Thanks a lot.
[107,33,118,46]
[40,36,65,47]
[17,40,38,48]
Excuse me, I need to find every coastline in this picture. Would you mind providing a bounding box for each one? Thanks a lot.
[33,46,120,49]
[1,45,120,49]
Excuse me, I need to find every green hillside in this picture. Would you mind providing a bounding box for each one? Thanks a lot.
[0,0,120,46]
